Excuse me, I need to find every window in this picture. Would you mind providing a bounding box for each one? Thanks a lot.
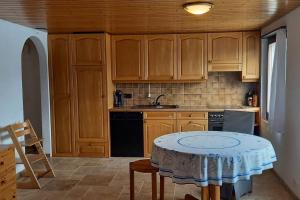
[266,36,276,120]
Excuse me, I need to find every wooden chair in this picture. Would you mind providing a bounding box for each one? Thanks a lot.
[7,120,55,189]
[129,159,164,200]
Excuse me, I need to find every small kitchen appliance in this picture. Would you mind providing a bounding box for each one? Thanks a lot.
[113,90,124,107]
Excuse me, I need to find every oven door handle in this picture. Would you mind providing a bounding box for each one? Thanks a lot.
[211,122,224,124]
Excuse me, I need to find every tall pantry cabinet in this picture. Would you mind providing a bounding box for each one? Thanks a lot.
[48,34,112,157]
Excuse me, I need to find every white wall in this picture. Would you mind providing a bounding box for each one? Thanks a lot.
[261,6,300,198]
[0,20,51,155]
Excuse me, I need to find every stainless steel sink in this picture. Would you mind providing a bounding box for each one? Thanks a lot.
[131,104,179,109]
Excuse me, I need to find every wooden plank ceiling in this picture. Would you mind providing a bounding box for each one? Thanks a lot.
[0,0,299,34]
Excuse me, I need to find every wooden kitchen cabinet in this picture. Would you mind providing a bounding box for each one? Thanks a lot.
[73,66,108,157]
[144,112,176,157]
[144,111,176,120]
[48,35,74,156]
[145,35,177,80]
[49,33,111,157]
[111,35,145,81]
[71,34,105,66]
[177,34,208,80]
[177,111,208,132]
[144,119,176,157]
[177,111,208,120]
[242,31,260,82]
[177,120,208,132]
[208,32,243,72]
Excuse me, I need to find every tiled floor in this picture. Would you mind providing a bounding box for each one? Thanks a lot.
[17,157,296,200]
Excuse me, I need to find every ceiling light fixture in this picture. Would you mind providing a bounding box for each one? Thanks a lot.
[183,2,214,15]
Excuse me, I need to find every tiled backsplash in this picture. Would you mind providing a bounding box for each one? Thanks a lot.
[116,73,257,107]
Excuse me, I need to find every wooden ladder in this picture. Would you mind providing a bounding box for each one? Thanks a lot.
[7,120,55,189]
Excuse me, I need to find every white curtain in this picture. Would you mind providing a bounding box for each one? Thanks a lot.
[268,29,287,134]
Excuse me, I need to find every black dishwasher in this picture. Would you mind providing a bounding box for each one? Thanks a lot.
[110,112,144,157]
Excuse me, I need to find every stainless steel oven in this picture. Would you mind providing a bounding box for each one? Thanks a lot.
[208,112,224,131]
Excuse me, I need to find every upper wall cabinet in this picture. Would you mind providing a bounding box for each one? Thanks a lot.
[145,35,177,80]
[208,32,243,72]
[177,34,208,81]
[71,34,105,66]
[110,32,260,82]
[242,32,260,82]
[111,35,145,81]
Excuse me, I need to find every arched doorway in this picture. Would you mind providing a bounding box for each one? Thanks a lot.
[21,39,43,138]
[21,35,53,155]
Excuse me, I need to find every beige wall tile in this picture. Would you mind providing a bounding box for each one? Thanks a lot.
[115,73,256,107]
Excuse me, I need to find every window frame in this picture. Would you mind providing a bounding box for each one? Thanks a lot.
[266,35,276,120]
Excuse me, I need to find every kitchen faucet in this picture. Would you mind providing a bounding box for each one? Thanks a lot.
[153,94,165,105]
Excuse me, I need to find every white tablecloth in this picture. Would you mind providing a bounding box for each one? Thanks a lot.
[151,131,277,186]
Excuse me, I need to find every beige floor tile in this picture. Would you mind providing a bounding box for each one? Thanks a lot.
[16,157,297,200]
[79,174,115,186]
[83,186,123,200]
[65,185,90,199]
[42,179,79,191]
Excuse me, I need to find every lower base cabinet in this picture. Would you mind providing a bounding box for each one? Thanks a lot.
[144,119,176,157]
[143,111,208,157]
[177,120,208,132]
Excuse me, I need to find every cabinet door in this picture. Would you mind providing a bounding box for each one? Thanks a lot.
[208,32,242,72]
[178,34,208,80]
[242,32,260,82]
[177,120,208,132]
[73,67,107,156]
[71,34,105,66]
[112,35,145,81]
[144,119,176,157]
[145,35,177,80]
[48,35,74,156]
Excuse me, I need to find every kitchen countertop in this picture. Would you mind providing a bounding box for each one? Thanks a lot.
[109,106,260,112]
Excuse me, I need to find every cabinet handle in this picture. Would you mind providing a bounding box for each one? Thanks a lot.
[1,180,6,185]
[208,60,212,64]
[170,76,174,80]
[189,121,192,124]
[0,161,4,165]
[189,114,192,117]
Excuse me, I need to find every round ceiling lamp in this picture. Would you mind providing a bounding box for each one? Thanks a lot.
[183,2,214,15]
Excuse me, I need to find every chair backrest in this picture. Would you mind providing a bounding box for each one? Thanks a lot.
[9,120,33,137]
[223,110,255,134]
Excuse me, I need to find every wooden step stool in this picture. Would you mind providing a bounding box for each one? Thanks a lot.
[7,120,55,189]
[129,159,165,200]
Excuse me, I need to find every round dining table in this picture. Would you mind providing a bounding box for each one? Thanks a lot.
[151,131,277,200]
